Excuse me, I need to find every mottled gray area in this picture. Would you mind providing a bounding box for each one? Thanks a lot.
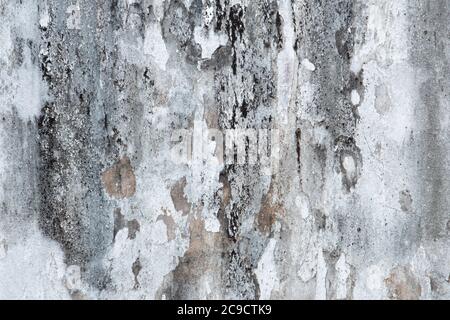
[0,0,449,300]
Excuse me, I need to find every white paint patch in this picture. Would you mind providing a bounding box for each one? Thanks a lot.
[204,215,221,233]
[255,239,279,299]
[65,265,82,291]
[202,6,215,26]
[298,82,317,115]
[39,4,51,29]
[0,26,12,62]
[0,64,48,119]
[66,2,81,30]
[351,90,361,105]
[0,4,47,119]
[104,214,188,299]
[186,119,224,205]
[194,27,228,59]
[295,194,310,220]
[152,0,166,21]
[151,220,169,245]
[350,1,409,73]
[301,58,316,72]
[182,0,193,9]
[342,155,356,179]
[0,225,70,299]
[144,23,169,71]
[353,263,389,299]
[314,248,327,299]
[277,0,297,125]
[335,253,351,299]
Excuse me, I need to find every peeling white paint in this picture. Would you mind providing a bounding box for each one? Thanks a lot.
[0,1,46,119]
[255,239,279,299]
[301,58,316,72]
[144,23,169,71]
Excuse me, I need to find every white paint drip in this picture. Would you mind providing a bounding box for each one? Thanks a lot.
[276,0,297,125]
[144,23,169,71]
[314,248,327,299]
[335,253,351,299]
[39,11,50,29]
[255,239,279,299]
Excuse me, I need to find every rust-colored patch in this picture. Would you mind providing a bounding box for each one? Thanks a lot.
[385,266,422,300]
[102,156,136,199]
[256,180,284,235]
[170,177,191,215]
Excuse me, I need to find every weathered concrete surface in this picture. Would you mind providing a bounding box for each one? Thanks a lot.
[0,0,449,299]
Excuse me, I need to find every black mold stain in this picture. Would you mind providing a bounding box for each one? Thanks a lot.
[226,4,245,75]
[37,1,117,290]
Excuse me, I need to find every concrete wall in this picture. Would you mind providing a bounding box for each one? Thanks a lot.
[0,0,449,299]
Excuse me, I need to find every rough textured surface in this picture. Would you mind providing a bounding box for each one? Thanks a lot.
[0,0,449,300]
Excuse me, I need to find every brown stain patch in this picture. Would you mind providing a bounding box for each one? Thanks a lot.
[102,156,136,199]
[170,177,191,215]
[157,174,233,299]
[155,217,227,299]
[256,180,284,235]
[385,266,421,300]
